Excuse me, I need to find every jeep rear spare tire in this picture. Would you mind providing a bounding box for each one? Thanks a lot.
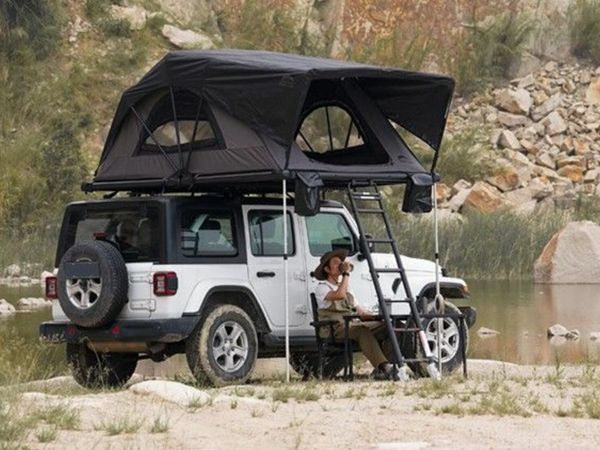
[58,240,128,328]
[186,304,258,386]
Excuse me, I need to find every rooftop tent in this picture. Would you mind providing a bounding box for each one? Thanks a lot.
[87,49,455,193]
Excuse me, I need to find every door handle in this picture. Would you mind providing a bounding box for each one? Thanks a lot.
[256,271,276,278]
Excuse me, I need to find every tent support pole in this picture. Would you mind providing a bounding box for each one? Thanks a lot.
[283,178,290,383]
[433,181,444,376]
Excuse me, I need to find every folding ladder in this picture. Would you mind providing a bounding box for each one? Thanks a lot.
[347,182,440,380]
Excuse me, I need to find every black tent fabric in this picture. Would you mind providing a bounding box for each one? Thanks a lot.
[89,49,454,193]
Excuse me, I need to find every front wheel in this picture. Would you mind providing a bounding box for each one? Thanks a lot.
[403,302,468,377]
[185,304,258,386]
[67,343,138,388]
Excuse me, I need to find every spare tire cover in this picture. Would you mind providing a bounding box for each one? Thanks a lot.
[57,240,128,328]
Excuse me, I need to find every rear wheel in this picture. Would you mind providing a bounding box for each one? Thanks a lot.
[185,304,258,386]
[57,240,128,328]
[67,343,137,388]
[403,302,468,377]
[289,352,345,380]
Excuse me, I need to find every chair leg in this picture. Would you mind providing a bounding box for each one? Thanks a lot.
[316,339,324,380]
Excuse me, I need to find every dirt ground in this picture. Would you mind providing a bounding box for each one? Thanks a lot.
[5,359,600,449]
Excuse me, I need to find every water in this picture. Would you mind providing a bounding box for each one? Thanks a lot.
[2,281,600,369]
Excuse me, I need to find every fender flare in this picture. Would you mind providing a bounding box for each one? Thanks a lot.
[184,285,272,334]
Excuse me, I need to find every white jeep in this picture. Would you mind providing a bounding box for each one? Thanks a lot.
[41,194,474,387]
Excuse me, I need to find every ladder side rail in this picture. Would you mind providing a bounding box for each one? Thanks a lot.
[373,185,436,366]
[347,186,406,368]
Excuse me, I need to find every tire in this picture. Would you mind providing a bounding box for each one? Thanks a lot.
[403,302,469,377]
[289,352,346,380]
[67,343,137,388]
[185,304,258,386]
[57,240,128,328]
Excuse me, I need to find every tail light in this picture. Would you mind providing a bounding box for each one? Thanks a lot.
[45,276,58,299]
[153,272,178,296]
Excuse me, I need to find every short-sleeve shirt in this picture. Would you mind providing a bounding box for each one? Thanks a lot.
[315,280,354,309]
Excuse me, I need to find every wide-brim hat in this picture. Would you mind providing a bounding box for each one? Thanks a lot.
[312,248,348,281]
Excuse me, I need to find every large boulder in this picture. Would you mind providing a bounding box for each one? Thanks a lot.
[462,182,505,214]
[16,297,51,310]
[494,88,532,115]
[0,299,16,316]
[4,264,21,278]
[161,25,215,49]
[534,221,600,283]
[585,78,600,105]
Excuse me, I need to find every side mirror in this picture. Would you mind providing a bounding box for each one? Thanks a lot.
[402,173,435,214]
[357,233,375,260]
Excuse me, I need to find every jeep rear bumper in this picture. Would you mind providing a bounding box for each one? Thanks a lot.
[39,317,199,344]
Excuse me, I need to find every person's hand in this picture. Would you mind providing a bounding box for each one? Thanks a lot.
[340,261,352,274]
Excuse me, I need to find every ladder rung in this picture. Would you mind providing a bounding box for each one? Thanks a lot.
[366,238,394,244]
[392,328,421,332]
[374,268,403,273]
[384,299,411,303]
[356,208,384,214]
[350,193,381,200]
[403,358,429,363]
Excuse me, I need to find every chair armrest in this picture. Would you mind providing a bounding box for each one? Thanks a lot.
[310,319,338,327]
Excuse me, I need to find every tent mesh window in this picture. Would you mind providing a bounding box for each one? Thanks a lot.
[138,89,217,154]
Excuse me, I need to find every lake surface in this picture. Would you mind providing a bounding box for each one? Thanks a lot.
[2,280,600,368]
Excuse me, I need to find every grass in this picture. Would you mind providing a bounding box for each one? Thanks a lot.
[31,403,80,430]
[272,386,320,403]
[35,426,57,443]
[568,0,600,64]
[95,416,145,435]
[150,415,170,433]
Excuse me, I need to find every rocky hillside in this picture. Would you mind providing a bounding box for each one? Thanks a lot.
[440,61,600,217]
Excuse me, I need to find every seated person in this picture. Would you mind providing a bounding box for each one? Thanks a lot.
[314,249,399,381]
[115,218,138,252]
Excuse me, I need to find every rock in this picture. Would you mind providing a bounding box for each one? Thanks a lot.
[462,182,505,214]
[585,78,600,105]
[556,156,584,169]
[110,5,147,30]
[584,168,600,184]
[566,329,580,340]
[448,188,471,212]
[517,73,535,89]
[532,94,562,121]
[547,323,569,337]
[497,111,530,127]
[498,130,521,150]
[515,200,537,215]
[486,163,520,192]
[477,326,500,336]
[542,111,567,135]
[0,299,16,316]
[16,297,51,310]
[505,187,534,205]
[161,25,215,49]
[494,88,532,115]
[451,179,471,195]
[534,221,600,283]
[557,165,584,184]
[590,332,600,341]
[4,264,21,278]
[435,183,451,203]
[129,380,212,407]
[528,177,554,199]
[536,152,556,170]
[573,139,590,156]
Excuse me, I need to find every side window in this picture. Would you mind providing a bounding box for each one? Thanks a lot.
[248,211,294,257]
[305,213,356,256]
[71,208,160,263]
[146,120,215,147]
[296,105,364,153]
[180,210,237,257]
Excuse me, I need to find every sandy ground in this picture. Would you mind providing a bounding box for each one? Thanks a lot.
[5,359,600,450]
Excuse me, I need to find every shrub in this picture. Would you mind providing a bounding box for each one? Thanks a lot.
[450,11,533,94]
[0,0,61,61]
[568,0,600,63]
